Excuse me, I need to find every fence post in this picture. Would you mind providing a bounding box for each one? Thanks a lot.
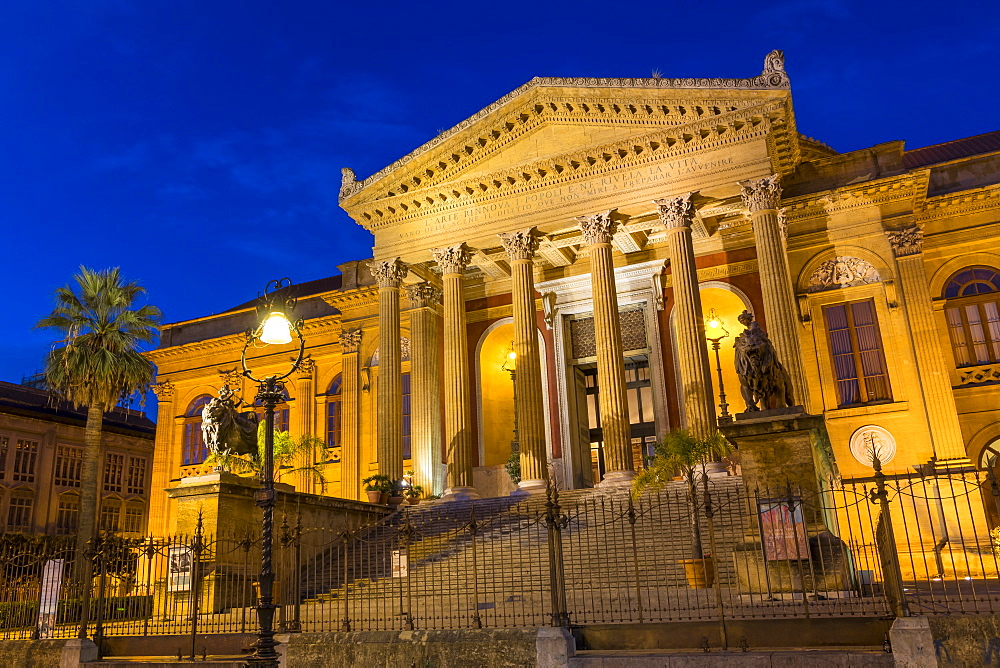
[469,505,482,629]
[340,529,351,632]
[76,538,94,641]
[92,536,107,658]
[871,454,909,618]
[545,482,569,628]
[400,511,415,631]
[626,495,643,623]
[188,513,204,660]
[703,472,728,650]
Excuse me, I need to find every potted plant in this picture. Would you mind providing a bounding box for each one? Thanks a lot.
[362,474,393,504]
[403,484,423,505]
[633,429,731,589]
[387,478,408,507]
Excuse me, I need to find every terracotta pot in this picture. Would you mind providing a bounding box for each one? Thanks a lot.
[379,492,390,505]
[679,557,716,589]
[365,490,383,504]
[405,497,420,505]
[388,496,405,507]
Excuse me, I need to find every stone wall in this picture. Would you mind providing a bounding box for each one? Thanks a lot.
[0,638,96,667]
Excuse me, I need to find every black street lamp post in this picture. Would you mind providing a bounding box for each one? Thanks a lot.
[705,309,732,425]
[241,278,304,667]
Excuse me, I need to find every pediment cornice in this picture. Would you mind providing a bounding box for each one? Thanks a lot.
[340,52,792,209]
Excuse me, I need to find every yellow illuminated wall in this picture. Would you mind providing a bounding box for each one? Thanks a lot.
[700,287,749,419]
[478,322,517,467]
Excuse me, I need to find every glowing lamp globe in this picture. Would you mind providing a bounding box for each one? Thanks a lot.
[260,311,294,345]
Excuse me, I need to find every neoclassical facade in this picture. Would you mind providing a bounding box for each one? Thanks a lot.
[147,52,1000,534]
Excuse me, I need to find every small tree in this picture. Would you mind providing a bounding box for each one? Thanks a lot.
[206,424,328,492]
[633,430,731,559]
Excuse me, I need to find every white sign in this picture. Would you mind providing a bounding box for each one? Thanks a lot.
[391,549,408,578]
[36,559,64,639]
[168,546,193,592]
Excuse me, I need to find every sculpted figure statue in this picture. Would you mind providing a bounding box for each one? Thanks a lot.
[734,310,794,412]
[201,384,259,458]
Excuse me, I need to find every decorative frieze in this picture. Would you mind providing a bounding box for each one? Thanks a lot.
[432,244,472,275]
[653,193,695,230]
[807,257,882,293]
[777,207,788,240]
[152,379,175,400]
[886,225,924,257]
[405,282,442,308]
[740,174,782,213]
[576,211,618,245]
[499,228,539,261]
[369,258,408,287]
[340,329,363,353]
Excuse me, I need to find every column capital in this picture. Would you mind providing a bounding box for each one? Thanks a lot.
[499,227,539,261]
[405,282,442,308]
[152,379,175,401]
[431,243,471,275]
[886,225,924,258]
[296,355,316,378]
[740,174,782,213]
[369,258,408,288]
[340,328,363,353]
[576,209,618,245]
[653,193,695,230]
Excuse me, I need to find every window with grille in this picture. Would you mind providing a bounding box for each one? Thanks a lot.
[182,395,213,466]
[12,439,38,482]
[0,435,8,480]
[122,503,144,534]
[326,375,342,449]
[824,299,892,406]
[104,453,125,493]
[944,266,1000,367]
[56,495,79,535]
[100,500,121,532]
[55,446,83,487]
[126,457,146,495]
[569,304,648,361]
[402,373,412,460]
[7,496,33,532]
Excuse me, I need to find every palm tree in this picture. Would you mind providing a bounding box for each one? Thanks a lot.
[36,267,161,561]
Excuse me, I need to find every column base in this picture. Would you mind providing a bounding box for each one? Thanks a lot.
[595,470,636,488]
[932,457,973,473]
[511,479,547,496]
[441,486,481,502]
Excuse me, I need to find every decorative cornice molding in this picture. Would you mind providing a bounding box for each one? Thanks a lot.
[499,228,539,261]
[661,259,759,289]
[405,282,442,308]
[151,379,175,400]
[432,244,472,275]
[886,225,924,258]
[653,193,695,230]
[369,258,408,288]
[340,329,363,353]
[577,210,618,245]
[740,174,782,213]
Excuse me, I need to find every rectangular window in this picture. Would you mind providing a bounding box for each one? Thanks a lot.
[126,457,146,495]
[122,504,143,534]
[0,435,8,479]
[55,446,83,487]
[402,373,412,460]
[824,300,892,406]
[99,501,121,532]
[12,439,38,482]
[946,298,1000,367]
[56,496,79,535]
[103,453,125,493]
[7,497,33,532]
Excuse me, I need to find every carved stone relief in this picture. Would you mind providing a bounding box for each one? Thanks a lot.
[340,329,363,353]
[576,210,618,245]
[885,225,924,258]
[849,425,897,467]
[499,228,539,261]
[152,379,175,400]
[807,257,882,293]
[653,193,695,230]
[369,258,408,287]
[405,282,442,308]
[740,174,782,213]
[431,244,472,275]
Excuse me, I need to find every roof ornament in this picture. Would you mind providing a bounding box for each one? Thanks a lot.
[339,167,361,202]
[760,50,788,87]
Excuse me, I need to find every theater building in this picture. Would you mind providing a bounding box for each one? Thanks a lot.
[146,52,1000,535]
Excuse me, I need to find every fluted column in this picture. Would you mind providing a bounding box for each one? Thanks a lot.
[339,329,363,499]
[577,211,635,485]
[655,194,716,437]
[149,380,176,535]
[886,226,967,462]
[370,258,408,482]
[740,175,808,406]
[432,244,480,500]
[500,228,549,493]
[405,283,445,496]
[293,357,316,494]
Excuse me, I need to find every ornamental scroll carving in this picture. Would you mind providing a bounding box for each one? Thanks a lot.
[499,228,539,261]
[431,244,472,274]
[885,225,924,257]
[777,208,789,240]
[405,282,442,308]
[339,167,362,202]
[740,174,782,213]
[807,257,881,293]
[152,379,175,400]
[576,210,618,245]
[369,258,408,287]
[340,329,363,353]
[296,356,316,376]
[653,193,695,230]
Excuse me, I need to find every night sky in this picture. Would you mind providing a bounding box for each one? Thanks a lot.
[3,1,998,410]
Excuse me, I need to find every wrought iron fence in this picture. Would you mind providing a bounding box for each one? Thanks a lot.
[2,466,1000,644]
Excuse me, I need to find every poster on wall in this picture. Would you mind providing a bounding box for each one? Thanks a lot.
[36,559,64,639]
[758,499,809,560]
[168,546,193,592]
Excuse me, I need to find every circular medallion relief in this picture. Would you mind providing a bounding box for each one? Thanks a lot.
[849,425,897,467]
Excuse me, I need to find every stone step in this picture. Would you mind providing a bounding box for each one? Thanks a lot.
[91,660,245,668]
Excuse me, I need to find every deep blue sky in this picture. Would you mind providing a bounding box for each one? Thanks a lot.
[3,1,998,397]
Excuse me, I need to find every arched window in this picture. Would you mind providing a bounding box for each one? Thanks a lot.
[979,438,1000,470]
[326,375,342,449]
[944,266,1000,367]
[182,395,212,466]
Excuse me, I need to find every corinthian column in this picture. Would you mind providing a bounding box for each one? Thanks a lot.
[577,211,635,486]
[740,175,808,406]
[149,380,175,535]
[293,357,316,494]
[369,258,408,482]
[886,226,967,462]
[405,283,445,496]
[432,244,480,500]
[655,194,716,437]
[499,228,549,493]
[340,329,363,499]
